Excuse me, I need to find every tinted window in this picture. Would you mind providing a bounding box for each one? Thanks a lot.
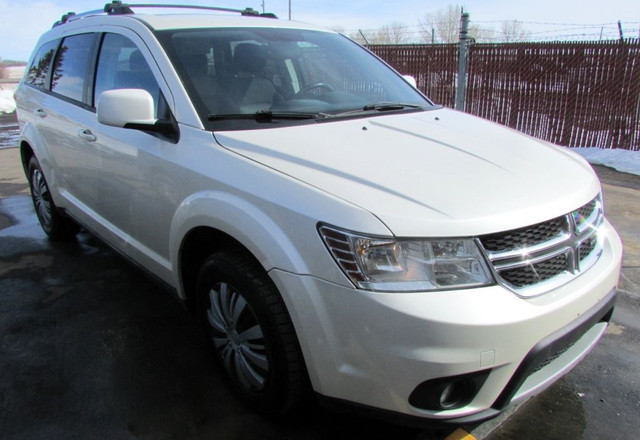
[51,33,95,103]
[26,39,59,89]
[95,33,162,117]
[157,28,432,130]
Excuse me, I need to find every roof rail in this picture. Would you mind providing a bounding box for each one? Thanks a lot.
[104,2,276,17]
[53,2,278,27]
[53,9,104,27]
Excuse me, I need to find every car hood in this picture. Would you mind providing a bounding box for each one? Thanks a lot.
[214,108,600,237]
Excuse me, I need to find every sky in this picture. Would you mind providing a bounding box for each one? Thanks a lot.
[1,0,639,61]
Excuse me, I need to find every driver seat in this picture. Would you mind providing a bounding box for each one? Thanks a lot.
[231,43,281,113]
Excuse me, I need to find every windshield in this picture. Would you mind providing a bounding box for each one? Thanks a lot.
[156,27,434,130]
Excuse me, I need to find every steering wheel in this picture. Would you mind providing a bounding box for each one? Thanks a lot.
[295,82,334,97]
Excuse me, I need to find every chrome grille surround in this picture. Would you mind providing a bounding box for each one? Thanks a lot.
[478,195,604,297]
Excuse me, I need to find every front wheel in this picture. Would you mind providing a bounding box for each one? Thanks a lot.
[27,156,79,240]
[196,248,309,415]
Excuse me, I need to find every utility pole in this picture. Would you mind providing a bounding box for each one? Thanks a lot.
[455,12,470,111]
[288,0,291,20]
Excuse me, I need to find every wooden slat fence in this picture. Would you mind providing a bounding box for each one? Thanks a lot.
[370,44,458,108]
[369,40,640,151]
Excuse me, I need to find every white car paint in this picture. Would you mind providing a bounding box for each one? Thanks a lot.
[216,108,600,237]
[14,9,623,424]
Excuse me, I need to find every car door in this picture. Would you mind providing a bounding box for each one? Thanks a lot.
[88,30,179,274]
[41,33,102,212]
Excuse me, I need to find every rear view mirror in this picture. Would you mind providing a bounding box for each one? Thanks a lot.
[402,75,417,88]
[97,89,156,127]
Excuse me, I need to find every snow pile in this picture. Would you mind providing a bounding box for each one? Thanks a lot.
[573,147,640,176]
[0,89,16,114]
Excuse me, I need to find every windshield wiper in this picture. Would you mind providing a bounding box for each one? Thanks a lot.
[328,102,426,118]
[208,110,322,122]
[208,104,424,122]
[362,102,425,111]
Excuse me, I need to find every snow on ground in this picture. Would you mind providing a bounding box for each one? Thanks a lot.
[0,89,16,114]
[572,147,640,177]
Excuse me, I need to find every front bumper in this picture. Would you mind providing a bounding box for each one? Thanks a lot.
[269,220,622,421]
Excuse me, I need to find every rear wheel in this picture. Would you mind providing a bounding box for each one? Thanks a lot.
[27,156,79,240]
[196,248,309,415]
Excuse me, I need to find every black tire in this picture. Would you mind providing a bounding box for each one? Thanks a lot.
[196,248,309,415]
[27,156,79,240]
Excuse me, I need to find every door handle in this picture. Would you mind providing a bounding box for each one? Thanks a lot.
[34,108,46,118]
[77,129,97,142]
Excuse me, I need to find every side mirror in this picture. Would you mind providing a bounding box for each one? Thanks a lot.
[97,89,177,140]
[402,75,417,89]
[97,89,156,127]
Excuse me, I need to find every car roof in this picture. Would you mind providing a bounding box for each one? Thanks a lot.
[133,14,329,32]
[50,3,330,33]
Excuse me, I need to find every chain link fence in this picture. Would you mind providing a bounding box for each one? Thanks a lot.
[369,39,640,151]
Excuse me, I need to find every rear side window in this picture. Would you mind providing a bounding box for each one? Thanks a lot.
[51,33,96,103]
[25,39,59,89]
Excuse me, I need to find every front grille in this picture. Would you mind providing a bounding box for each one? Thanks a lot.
[579,236,597,262]
[576,199,596,220]
[479,196,604,296]
[500,254,568,287]
[481,217,566,253]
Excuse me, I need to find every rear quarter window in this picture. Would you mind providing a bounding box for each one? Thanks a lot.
[25,39,59,89]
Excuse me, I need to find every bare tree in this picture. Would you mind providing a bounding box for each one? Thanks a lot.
[419,4,493,43]
[329,25,368,45]
[419,4,459,43]
[351,22,410,45]
[500,20,531,42]
[346,31,368,45]
[376,21,410,44]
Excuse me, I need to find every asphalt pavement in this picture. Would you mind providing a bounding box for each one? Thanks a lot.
[0,125,638,439]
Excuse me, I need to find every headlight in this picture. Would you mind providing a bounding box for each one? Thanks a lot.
[319,225,494,292]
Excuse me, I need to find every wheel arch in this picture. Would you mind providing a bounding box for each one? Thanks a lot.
[179,226,253,311]
[172,191,311,311]
[20,140,35,176]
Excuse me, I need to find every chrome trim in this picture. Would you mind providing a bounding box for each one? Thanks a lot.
[479,196,604,297]
[484,226,571,262]
[491,245,573,271]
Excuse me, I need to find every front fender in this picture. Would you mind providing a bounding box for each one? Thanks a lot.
[169,190,309,298]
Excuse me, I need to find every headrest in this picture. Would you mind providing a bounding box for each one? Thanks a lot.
[234,43,267,73]
[182,53,208,76]
[128,49,148,72]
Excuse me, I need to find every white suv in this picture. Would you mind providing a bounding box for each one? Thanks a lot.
[15,2,622,424]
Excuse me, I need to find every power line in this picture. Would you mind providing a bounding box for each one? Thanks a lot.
[341,20,640,44]
[473,20,637,26]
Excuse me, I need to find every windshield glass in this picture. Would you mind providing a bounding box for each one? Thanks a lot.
[156,27,433,129]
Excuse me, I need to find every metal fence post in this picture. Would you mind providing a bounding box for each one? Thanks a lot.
[455,12,470,111]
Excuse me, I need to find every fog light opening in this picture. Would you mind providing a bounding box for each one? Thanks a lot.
[439,379,473,409]
[409,369,491,411]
